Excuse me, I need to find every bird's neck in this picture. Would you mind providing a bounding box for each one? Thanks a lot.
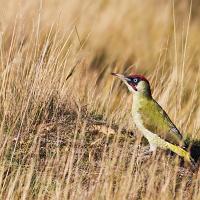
[136,81,152,97]
[132,92,152,112]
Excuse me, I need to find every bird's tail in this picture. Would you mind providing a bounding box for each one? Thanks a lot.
[167,142,195,168]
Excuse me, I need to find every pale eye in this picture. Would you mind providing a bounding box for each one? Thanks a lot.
[133,78,138,83]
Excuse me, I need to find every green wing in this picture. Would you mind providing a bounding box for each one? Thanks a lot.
[139,98,183,146]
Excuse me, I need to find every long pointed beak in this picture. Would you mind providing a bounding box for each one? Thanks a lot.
[111,72,130,82]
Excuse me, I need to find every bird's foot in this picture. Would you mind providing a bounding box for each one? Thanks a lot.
[138,145,154,160]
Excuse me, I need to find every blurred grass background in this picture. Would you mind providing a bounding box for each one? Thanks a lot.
[0,0,199,199]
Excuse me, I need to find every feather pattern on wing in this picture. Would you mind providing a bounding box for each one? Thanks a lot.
[138,97,183,146]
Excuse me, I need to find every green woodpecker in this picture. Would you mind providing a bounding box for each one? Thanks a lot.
[111,72,194,165]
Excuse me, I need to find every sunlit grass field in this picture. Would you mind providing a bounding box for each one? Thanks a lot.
[0,0,199,199]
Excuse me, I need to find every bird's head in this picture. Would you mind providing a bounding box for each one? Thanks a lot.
[111,72,151,97]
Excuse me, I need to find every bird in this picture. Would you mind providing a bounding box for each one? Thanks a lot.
[111,72,195,166]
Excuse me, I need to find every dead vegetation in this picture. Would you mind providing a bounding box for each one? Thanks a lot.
[0,0,199,199]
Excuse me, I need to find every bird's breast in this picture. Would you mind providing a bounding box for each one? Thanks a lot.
[132,110,144,131]
[132,94,152,137]
[132,94,152,130]
[132,109,157,142]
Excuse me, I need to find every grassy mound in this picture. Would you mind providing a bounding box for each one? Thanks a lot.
[0,0,199,199]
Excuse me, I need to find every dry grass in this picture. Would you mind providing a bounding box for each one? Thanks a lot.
[0,0,199,199]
